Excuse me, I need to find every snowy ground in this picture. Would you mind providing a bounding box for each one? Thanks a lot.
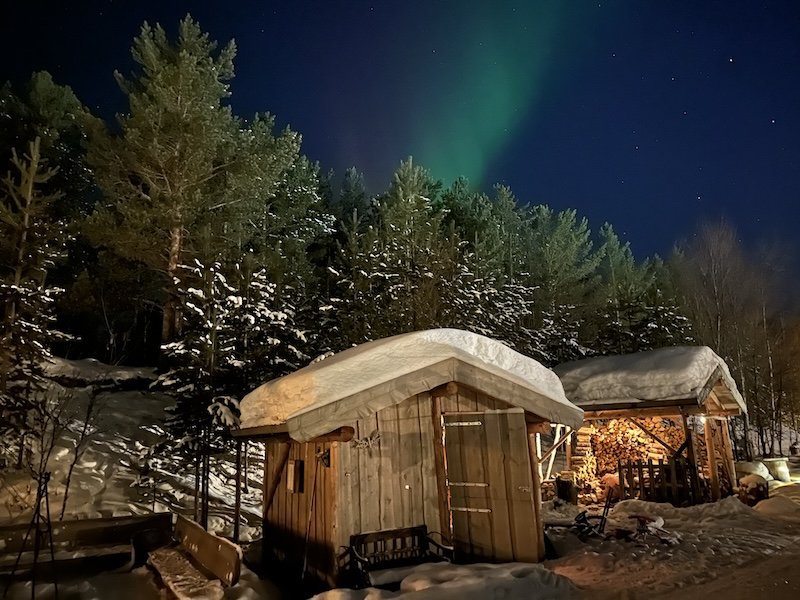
[0,359,264,539]
[312,460,800,600]
[4,358,800,599]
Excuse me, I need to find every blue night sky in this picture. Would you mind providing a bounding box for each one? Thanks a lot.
[2,0,799,262]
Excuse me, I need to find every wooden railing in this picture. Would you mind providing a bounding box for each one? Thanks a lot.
[618,458,700,506]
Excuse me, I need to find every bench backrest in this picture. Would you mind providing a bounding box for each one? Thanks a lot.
[173,515,241,587]
[349,525,430,566]
[0,513,172,555]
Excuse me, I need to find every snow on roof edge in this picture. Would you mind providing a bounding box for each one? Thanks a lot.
[238,328,583,440]
[554,346,746,414]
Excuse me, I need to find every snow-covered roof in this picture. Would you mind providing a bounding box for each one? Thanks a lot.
[238,328,583,441]
[554,346,746,415]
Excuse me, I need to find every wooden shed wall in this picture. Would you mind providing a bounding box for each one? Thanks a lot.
[334,387,515,550]
[263,439,338,585]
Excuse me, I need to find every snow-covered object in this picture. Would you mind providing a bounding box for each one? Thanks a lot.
[738,474,769,506]
[761,458,791,482]
[239,329,582,441]
[735,461,773,481]
[311,562,577,599]
[554,346,746,414]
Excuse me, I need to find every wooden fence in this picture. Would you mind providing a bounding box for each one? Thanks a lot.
[618,458,700,506]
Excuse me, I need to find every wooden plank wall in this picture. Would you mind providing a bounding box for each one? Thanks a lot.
[263,439,337,585]
[334,388,515,550]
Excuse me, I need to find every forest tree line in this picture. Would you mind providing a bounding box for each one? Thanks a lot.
[1,17,798,464]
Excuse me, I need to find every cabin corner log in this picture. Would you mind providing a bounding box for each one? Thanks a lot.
[527,421,551,435]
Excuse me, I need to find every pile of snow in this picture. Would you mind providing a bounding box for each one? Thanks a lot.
[554,346,745,413]
[240,328,583,441]
[312,562,577,600]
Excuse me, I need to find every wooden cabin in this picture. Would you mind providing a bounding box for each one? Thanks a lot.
[554,346,746,505]
[232,328,584,587]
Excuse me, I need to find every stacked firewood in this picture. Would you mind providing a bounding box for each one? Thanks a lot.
[588,418,685,475]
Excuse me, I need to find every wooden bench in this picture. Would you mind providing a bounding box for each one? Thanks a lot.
[347,525,452,588]
[0,513,172,578]
[147,515,241,600]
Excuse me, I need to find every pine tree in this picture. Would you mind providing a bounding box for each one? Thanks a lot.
[88,16,241,345]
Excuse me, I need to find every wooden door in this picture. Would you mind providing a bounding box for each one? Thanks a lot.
[442,409,539,562]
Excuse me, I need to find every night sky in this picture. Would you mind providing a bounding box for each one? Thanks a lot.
[2,0,799,262]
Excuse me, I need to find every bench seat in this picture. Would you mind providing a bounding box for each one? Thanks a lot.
[347,525,452,588]
[148,547,224,600]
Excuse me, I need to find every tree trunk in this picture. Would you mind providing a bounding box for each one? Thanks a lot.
[161,223,183,344]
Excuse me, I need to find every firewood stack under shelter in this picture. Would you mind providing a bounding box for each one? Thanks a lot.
[554,346,746,506]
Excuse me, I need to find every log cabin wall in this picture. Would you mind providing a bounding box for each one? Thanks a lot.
[263,439,338,585]
[334,387,516,550]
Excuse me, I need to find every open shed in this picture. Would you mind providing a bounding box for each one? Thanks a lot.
[233,328,583,586]
[554,346,746,505]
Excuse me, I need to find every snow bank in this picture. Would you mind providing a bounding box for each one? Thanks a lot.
[554,346,745,413]
[754,495,800,520]
[42,356,156,386]
[312,562,577,600]
[240,328,582,441]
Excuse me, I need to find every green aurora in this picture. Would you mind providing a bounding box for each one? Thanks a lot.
[409,3,591,188]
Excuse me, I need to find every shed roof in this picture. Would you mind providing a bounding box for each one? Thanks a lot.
[237,328,583,441]
[553,346,746,415]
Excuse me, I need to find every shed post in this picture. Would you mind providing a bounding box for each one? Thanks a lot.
[703,418,720,500]
[527,433,544,561]
[680,410,702,502]
[720,419,738,488]
[431,395,451,542]
[234,440,242,542]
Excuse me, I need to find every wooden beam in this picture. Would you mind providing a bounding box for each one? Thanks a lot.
[264,442,291,516]
[578,398,701,413]
[527,434,544,561]
[232,423,290,439]
[527,421,551,435]
[535,433,543,481]
[719,418,737,488]
[431,394,451,543]
[704,418,720,500]
[680,410,702,502]
[544,424,563,480]
[538,427,572,468]
[565,431,573,471]
[430,381,459,398]
[627,418,677,455]
[309,427,355,443]
[583,405,706,420]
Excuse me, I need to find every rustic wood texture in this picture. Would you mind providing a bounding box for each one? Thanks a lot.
[703,417,721,500]
[173,515,241,587]
[443,410,538,563]
[528,432,544,561]
[263,439,337,585]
